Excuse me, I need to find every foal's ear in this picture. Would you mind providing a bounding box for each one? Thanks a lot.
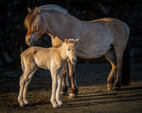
[75,38,79,44]
[27,7,32,13]
[65,38,68,44]
[35,7,41,13]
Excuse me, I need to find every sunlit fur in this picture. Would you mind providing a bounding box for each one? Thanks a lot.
[17,38,79,108]
[24,4,130,97]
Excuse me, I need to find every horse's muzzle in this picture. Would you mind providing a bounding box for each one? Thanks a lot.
[26,36,35,46]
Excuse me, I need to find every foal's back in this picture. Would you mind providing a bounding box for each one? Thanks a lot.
[21,46,60,70]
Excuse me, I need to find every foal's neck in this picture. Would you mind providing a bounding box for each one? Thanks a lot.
[57,43,68,60]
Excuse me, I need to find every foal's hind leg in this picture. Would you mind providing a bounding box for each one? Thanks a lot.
[23,69,37,105]
[105,48,117,91]
[18,71,31,107]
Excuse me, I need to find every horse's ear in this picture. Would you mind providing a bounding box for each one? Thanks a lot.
[35,7,41,13]
[65,38,68,44]
[75,38,79,44]
[27,7,32,13]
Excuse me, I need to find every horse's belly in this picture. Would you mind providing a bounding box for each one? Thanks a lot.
[76,36,113,59]
[76,48,108,59]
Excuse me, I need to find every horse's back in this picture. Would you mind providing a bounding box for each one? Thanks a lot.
[91,17,129,46]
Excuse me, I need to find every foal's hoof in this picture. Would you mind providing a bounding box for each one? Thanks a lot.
[58,101,63,106]
[23,99,29,105]
[53,104,58,108]
[20,104,25,107]
[69,93,77,98]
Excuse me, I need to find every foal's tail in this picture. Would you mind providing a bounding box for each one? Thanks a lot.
[21,54,25,72]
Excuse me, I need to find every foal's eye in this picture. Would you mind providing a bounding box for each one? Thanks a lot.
[68,49,70,51]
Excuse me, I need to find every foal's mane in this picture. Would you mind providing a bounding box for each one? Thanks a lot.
[24,4,69,29]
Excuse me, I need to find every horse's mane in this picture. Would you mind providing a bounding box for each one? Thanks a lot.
[24,7,38,29]
[53,43,63,48]
[24,4,69,29]
[39,4,68,14]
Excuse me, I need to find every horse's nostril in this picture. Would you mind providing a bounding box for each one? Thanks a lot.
[28,38,32,43]
[26,37,34,46]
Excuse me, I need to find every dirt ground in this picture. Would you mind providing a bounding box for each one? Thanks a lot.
[0,63,142,113]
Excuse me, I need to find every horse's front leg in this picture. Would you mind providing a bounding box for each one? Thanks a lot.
[61,64,69,96]
[68,59,78,98]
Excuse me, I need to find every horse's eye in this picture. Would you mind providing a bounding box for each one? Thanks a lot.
[68,49,70,51]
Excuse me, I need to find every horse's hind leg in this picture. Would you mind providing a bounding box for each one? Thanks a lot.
[23,68,37,105]
[113,46,125,90]
[105,48,117,91]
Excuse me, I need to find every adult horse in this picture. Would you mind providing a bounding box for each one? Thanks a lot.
[24,4,130,98]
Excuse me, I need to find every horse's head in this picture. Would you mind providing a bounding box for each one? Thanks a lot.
[64,38,79,65]
[24,7,46,46]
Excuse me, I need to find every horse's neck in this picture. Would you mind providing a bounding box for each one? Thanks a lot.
[44,11,78,39]
[56,43,68,61]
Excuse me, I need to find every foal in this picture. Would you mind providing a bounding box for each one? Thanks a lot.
[18,38,79,108]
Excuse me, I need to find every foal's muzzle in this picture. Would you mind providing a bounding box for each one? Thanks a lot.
[26,36,35,46]
[72,57,77,64]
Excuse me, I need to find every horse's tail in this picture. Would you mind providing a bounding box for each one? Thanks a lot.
[121,23,130,85]
[21,54,25,72]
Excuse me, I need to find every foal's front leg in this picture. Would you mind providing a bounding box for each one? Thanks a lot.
[50,68,58,108]
[56,71,63,106]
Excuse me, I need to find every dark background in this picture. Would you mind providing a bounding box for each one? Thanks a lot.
[0,0,142,75]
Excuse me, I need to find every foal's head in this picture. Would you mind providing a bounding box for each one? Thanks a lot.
[64,38,79,64]
[24,7,46,46]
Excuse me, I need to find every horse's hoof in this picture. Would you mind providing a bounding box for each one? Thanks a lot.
[112,86,121,91]
[69,93,77,98]
[107,84,113,91]
[61,91,67,96]
[113,83,121,91]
